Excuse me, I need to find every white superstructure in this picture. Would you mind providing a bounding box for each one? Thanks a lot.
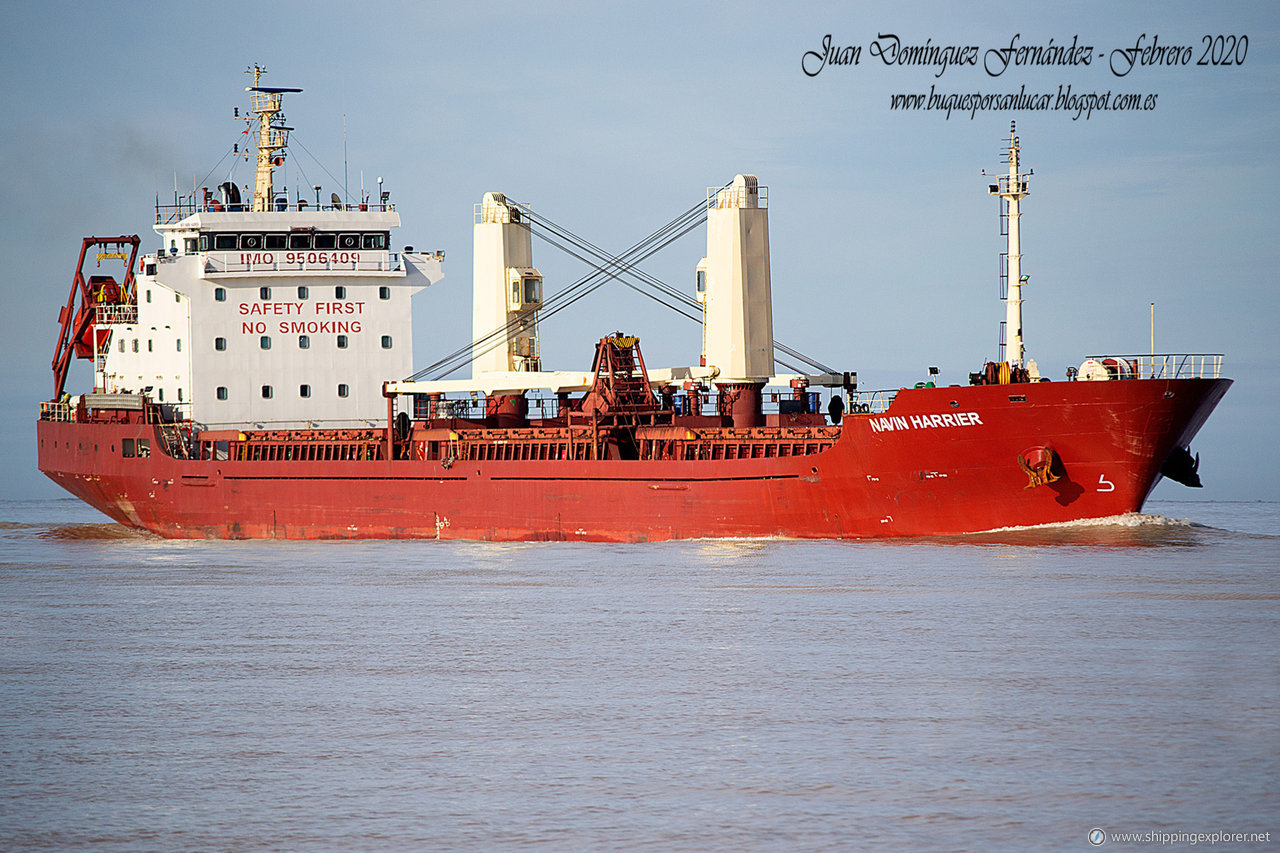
[91,66,444,428]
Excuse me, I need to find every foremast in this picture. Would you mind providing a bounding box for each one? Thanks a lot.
[987,122,1031,368]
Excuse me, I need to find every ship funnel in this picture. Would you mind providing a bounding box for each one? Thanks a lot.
[699,174,775,382]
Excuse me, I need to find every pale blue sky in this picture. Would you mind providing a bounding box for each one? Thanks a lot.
[3,0,1277,503]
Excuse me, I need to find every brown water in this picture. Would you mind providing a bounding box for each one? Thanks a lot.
[1,499,1277,851]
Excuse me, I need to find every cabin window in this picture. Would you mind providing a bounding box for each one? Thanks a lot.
[147,340,153,352]
[137,439,150,457]
[313,233,336,249]
[299,384,311,398]
[146,290,152,303]
[260,336,271,350]
[213,234,237,250]
[297,286,309,299]
[299,335,310,349]
[524,278,540,303]
[158,388,164,402]
[265,233,287,250]
[337,384,349,398]
[216,387,228,400]
[240,234,263,250]
[119,339,125,353]
[176,339,182,352]
[337,335,348,349]
[178,388,183,402]
[289,233,311,249]
[381,336,393,349]
[261,385,273,399]
[184,238,198,254]
[362,233,388,250]
[259,286,271,300]
[132,339,139,353]
[215,337,227,351]
[175,292,181,303]
[122,438,135,458]
[338,234,360,250]
[214,287,226,302]
[334,286,347,300]
[379,286,391,300]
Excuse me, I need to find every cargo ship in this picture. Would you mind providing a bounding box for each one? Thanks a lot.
[36,69,1230,540]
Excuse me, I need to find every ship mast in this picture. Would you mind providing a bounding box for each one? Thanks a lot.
[988,122,1031,367]
[243,64,301,212]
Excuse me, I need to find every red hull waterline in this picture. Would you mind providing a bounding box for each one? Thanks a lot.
[38,377,1229,541]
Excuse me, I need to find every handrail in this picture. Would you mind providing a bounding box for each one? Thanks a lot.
[1081,353,1224,380]
[96,304,138,325]
[847,389,898,414]
[155,199,396,224]
[203,252,403,274]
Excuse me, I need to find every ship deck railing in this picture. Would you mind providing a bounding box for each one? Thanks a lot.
[39,401,74,422]
[203,252,409,275]
[412,390,848,422]
[96,304,138,325]
[155,199,396,224]
[1081,353,1225,380]
[846,389,898,414]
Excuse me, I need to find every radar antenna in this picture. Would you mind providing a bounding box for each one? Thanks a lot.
[241,63,303,212]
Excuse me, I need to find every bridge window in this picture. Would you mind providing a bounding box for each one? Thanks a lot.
[289,232,311,249]
[362,233,388,250]
[184,238,198,254]
[199,234,210,252]
[213,234,237,250]
[313,233,336,249]
[338,234,360,250]
[265,234,287,250]
[240,234,263,250]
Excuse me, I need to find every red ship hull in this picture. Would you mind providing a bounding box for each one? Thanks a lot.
[37,377,1230,541]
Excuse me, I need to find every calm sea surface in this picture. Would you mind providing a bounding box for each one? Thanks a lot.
[1,499,1277,851]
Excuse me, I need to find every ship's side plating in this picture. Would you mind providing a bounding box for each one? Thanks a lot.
[37,371,1228,540]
